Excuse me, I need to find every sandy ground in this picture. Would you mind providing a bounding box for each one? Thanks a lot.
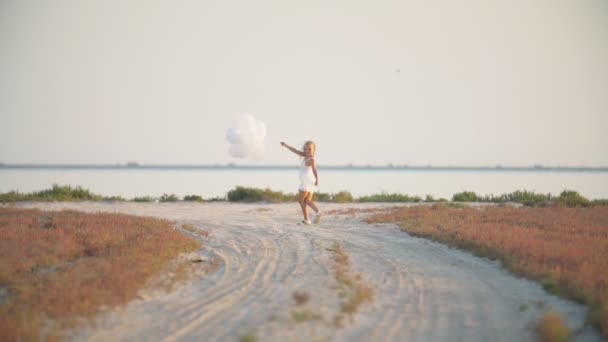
[16,202,601,342]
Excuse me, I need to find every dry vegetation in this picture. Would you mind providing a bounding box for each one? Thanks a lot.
[0,207,201,341]
[327,207,398,217]
[367,205,608,336]
[537,310,571,342]
[331,242,373,327]
[181,223,211,239]
[292,291,310,306]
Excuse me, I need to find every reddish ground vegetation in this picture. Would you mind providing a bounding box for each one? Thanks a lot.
[0,207,200,341]
[367,205,608,336]
[327,207,398,216]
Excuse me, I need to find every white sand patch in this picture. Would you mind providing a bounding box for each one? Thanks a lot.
[15,202,601,342]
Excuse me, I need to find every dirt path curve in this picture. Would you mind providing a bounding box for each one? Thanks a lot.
[20,202,600,342]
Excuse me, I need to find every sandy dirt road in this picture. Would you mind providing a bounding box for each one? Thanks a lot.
[18,202,600,342]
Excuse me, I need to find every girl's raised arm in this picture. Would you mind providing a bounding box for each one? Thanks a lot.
[280,142,305,157]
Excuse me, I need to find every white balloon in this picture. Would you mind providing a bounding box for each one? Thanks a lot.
[225,128,243,144]
[229,143,249,158]
[225,113,266,160]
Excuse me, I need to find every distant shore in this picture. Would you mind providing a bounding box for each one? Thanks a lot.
[1,163,608,172]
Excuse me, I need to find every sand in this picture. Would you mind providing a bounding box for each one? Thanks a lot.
[16,202,601,341]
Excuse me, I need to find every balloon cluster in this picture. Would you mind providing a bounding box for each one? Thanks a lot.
[225,113,266,160]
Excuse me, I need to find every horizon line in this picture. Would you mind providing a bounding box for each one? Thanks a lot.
[1,163,607,172]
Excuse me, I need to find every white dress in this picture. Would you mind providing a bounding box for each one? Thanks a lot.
[299,157,316,192]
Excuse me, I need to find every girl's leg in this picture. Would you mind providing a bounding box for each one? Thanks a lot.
[305,192,319,213]
[298,191,310,221]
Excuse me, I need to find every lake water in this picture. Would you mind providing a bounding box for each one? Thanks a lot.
[2,168,608,200]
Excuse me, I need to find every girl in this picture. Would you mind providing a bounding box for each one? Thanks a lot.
[280,141,321,224]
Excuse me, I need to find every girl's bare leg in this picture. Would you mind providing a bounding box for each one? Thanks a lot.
[305,192,319,213]
[298,191,310,221]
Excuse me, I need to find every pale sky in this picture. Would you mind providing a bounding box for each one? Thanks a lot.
[1,0,607,166]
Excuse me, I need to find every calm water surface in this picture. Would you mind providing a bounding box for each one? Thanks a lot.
[2,168,608,200]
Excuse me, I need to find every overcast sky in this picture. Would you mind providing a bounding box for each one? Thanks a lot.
[1,0,607,166]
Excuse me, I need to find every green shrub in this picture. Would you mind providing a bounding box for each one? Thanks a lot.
[556,190,590,207]
[205,197,226,202]
[358,193,421,203]
[0,185,127,203]
[132,196,156,202]
[227,186,263,202]
[481,190,551,207]
[226,186,294,203]
[102,196,126,202]
[159,193,180,202]
[452,191,478,202]
[183,195,204,202]
[0,191,29,202]
[592,199,608,206]
[314,192,332,202]
[332,191,354,203]
[30,184,102,201]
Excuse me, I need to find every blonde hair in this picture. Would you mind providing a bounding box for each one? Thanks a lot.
[303,141,316,155]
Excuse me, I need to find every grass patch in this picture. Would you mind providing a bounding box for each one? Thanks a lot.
[0,184,125,202]
[159,193,179,202]
[183,195,204,202]
[132,196,156,202]
[291,309,323,322]
[240,333,257,342]
[180,223,211,239]
[227,186,294,203]
[358,192,422,203]
[367,205,608,337]
[331,242,373,319]
[452,189,596,207]
[0,207,200,341]
[225,187,354,203]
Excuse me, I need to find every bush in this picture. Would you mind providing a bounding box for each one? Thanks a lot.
[452,191,478,202]
[0,185,125,203]
[32,184,102,201]
[133,196,156,202]
[592,199,608,206]
[452,190,552,206]
[227,186,294,203]
[501,190,551,207]
[314,192,332,202]
[358,193,421,203]
[159,193,180,202]
[183,195,204,202]
[0,191,29,202]
[205,197,226,202]
[556,190,590,207]
[332,191,354,203]
[103,196,126,202]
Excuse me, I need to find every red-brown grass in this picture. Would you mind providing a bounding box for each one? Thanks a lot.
[0,208,200,341]
[367,205,608,336]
